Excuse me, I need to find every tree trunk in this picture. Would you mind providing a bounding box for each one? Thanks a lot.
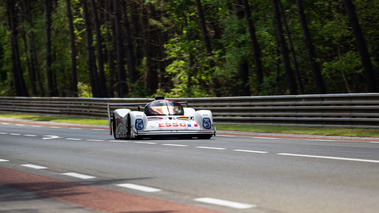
[106,0,116,97]
[236,0,250,96]
[242,0,263,94]
[81,0,100,97]
[65,0,78,97]
[272,0,297,95]
[343,0,377,92]
[90,0,107,97]
[43,0,58,96]
[113,0,128,97]
[120,0,137,90]
[143,5,158,95]
[279,0,303,94]
[6,0,28,96]
[296,0,326,94]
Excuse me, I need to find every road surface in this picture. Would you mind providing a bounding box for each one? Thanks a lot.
[1,118,378,212]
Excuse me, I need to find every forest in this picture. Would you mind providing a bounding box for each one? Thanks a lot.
[0,0,378,98]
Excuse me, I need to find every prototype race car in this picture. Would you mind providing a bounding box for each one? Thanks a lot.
[107,97,216,139]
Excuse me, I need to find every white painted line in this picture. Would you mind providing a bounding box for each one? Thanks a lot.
[0,132,7,135]
[278,153,379,164]
[24,134,37,137]
[117,183,161,192]
[15,124,25,126]
[134,141,157,145]
[1,122,10,125]
[0,159,9,162]
[253,137,277,140]
[66,138,82,141]
[9,133,21,136]
[194,197,256,209]
[234,149,268,154]
[306,139,336,142]
[87,139,105,142]
[50,126,61,129]
[91,129,104,131]
[62,172,96,179]
[42,135,61,140]
[196,146,226,150]
[70,128,82,130]
[162,144,188,147]
[31,125,41,128]
[21,164,47,170]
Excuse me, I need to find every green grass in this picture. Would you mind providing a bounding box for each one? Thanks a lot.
[1,113,379,138]
[0,113,108,126]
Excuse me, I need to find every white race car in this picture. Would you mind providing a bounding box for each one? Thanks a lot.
[107,97,216,139]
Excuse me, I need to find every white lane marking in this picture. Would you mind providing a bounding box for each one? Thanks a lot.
[31,125,41,128]
[24,134,37,137]
[9,133,21,136]
[117,183,161,192]
[87,139,105,142]
[91,129,105,131]
[0,132,7,135]
[253,137,277,140]
[234,149,268,154]
[194,197,256,209]
[1,122,10,125]
[196,146,226,150]
[278,153,379,164]
[21,164,47,170]
[70,128,82,130]
[62,172,96,179]
[43,135,61,140]
[66,138,82,141]
[134,141,157,145]
[162,144,188,147]
[306,139,336,142]
[50,126,61,129]
[0,159,9,162]
[15,124,25,126]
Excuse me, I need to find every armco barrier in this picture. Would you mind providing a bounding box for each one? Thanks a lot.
[0,93,379,128]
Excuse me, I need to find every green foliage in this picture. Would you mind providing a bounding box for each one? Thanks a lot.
[0,0,377,98]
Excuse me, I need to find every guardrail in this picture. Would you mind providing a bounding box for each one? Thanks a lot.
[1,93,379,128]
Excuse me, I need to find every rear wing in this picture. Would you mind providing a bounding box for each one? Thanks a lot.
[107,101,188,135]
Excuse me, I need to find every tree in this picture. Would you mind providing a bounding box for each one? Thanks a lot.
[120,0,137,89]
[242,0,263,94]
[343,0,377,92]
[272,0,297,95]
[89,0,107,97]
[113,0,128,97]
[43,0,58,96]
[81,0,100,97]
[6,0,28,96]
[296,0,326,94]
[65,0,78,97]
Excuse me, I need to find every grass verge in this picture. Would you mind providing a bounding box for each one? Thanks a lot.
[1,113,378,138]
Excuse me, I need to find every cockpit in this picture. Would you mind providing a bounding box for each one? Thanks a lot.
[144,100,184,116]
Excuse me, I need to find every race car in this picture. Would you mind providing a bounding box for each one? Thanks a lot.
[107,97,216,139]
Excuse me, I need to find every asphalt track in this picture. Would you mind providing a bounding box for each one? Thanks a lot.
[1,117,379,213]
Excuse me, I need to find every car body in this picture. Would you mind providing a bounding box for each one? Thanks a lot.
[107,97,216,139]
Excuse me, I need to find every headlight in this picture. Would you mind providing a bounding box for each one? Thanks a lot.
[135,119,144,130]
[203,118,212,129]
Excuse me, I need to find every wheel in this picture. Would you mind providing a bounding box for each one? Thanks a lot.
[112,114,119,139]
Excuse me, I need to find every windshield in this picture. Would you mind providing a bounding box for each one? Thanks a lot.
[144,100,184,116]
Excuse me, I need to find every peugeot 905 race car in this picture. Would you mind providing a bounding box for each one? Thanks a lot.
[107,97,216,139]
